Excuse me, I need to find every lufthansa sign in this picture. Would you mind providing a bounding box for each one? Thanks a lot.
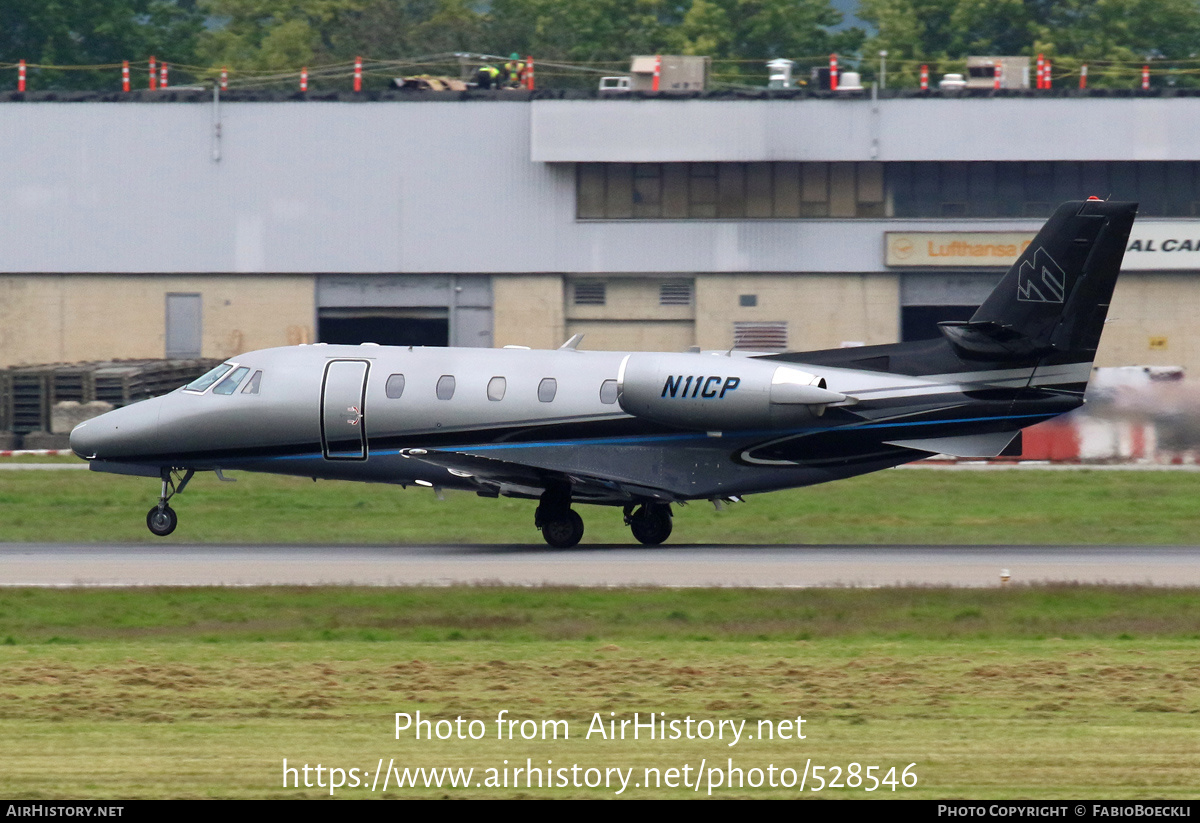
[886,232,1033,267]
[886,223,1200,270]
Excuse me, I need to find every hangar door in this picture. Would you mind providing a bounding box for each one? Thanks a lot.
[317,275,493,348]
[900,272,1003,341]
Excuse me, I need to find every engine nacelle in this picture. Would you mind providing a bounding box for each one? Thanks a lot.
[616,353,848,431]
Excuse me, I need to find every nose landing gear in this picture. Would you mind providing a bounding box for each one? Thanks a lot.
[146,505,178,536]
[146,468,194,537]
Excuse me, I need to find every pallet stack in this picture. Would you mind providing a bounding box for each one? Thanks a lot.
[0,358,220,440]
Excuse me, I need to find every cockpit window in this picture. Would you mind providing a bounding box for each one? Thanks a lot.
[184,363,233,393]
[241,370,262,395]
[213,366,251,395]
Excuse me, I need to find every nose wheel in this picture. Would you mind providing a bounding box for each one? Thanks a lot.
[147,505,178,536]
[145,468,193,537]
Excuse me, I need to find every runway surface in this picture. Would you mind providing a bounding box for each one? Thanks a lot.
[1,543,1198,587]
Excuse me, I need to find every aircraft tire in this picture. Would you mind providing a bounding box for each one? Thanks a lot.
[146,505,178,537]
[630,504,672,546]
[541,510,584,549]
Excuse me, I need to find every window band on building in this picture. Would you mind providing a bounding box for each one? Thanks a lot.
[578,161,1200,220]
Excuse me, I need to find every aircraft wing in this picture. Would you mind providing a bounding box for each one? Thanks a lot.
[399,447,670,504]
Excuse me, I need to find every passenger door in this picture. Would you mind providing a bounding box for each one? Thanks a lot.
[321,360,370,460]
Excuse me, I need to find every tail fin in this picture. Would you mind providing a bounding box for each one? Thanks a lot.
[940,199,1137,361]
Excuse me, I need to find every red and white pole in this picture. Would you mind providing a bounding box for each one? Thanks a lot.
[149,56,157,90]
[1045,58,1052,89]
[1036,53,1045,89]
[920,64,928,91]
[993,61,1001,90]
[830,53,839,91]
[1079,64,1088,89]
[122,60,130,92]
[525,55,535,90]
[160,62,168,89]
[220,67,228,91]
[300,67,308,92]
[1142,65,1150,89]
[17,59,25,92]
[652,55,661,91]
[354,56,362,92]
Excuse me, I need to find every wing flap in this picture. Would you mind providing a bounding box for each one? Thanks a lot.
[400,447,664,503]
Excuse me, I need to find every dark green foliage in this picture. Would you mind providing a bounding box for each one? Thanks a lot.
[0,1,203,90]
[859,0,1200,87]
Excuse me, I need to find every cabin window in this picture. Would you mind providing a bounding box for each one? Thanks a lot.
[241,370,262,395]
[183,363,232,393]
[599,379,618,404]
[436,375,456,400]
[213,366,250,395]
[538,378,557,403]
[487,376,506,401]
[385,374,405,399]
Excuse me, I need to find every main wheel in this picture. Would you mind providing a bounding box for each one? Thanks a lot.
[629,504,672,546]
[541,510,584,549]
[146,505,178,537]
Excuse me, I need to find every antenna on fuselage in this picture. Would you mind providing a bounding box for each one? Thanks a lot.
[558,334,584,350]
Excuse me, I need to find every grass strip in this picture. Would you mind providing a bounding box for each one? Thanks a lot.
[0,584,1199,644]
[4,466,1200,544]
[1,587,1198,798]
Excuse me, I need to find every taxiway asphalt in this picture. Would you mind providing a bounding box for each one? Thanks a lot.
[1,543,1197,587]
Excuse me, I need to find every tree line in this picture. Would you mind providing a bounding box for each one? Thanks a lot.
[2,0,1198,90]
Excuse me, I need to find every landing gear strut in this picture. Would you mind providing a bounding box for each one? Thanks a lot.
[146,468,194,537]
[535,484,584,548]
[625,502,672,546]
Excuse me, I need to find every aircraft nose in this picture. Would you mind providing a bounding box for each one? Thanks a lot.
[70,400,163,460]
[69,421,94,459]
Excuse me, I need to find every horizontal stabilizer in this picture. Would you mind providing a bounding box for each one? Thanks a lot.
[884,431,1019,458]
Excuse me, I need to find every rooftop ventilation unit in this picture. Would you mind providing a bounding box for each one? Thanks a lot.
[629,55,710,92]
[965,56,1031,89]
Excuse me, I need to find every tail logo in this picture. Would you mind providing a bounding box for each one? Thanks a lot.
[1017,247,1067,303]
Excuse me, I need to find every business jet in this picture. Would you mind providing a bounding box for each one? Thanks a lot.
[70,199,1136,548]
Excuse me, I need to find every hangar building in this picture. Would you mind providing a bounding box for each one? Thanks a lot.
[0,90,1197,375]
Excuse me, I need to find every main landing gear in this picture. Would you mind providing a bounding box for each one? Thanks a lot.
[535,485,584,548]
[534,486,675,549]
[146,468,194,537]
[625,503,673,546]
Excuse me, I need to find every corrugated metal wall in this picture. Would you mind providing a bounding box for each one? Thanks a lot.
[0,97,1194,275]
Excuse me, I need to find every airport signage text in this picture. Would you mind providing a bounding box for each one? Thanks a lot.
[886,223,1200,270]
